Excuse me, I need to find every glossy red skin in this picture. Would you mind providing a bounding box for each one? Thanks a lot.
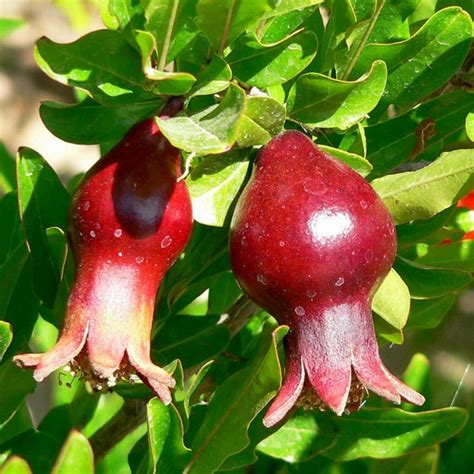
[230,131,424,426]
[14,118,192,403]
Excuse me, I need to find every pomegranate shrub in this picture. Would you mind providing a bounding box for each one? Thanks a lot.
[1,2,472,473]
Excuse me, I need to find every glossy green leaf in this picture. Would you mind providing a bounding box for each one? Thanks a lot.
[34,30,157,106]
[0,18,25,40]
[236,96,286,148]
[184,326,287,473]
[416,240,474,272]
[208,272,241,314]
[319,145,372,176]
[51,431,94,474]
[195,0,276,51]
[17,147,70,306]
[372,149,474,225]
[0,142,16,194]
[395,257,471,299]
[40,98,163,145]
[0,361,36,426]
[0,242,29,317]
[372,269,410,329]
[155,314,229,368]
[367,90,473,178]
[0,193,23,265]
[0,456,32,474]
[157,85,246,154]
[0,321,13,362]
[227,30,318,88]
[350,7,472,107]
[375,314,404,345]
[261,0,323,18]
[256,410,337,463]
[190,55,232,97]
[324,407,468,461]
[262,5,320,43]
[187,150,249,226]
[466,112,474,142]
[145,400,190,473]
[288,61,387,129]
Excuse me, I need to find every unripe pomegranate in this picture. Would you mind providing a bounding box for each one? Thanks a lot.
[229,131,424,427]
[14,112,193,404]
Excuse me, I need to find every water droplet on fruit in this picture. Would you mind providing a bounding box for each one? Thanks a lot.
[90,230,96,238]
[279,240,285,247]
[365,249,374,263]
[295,306,306,316]
[114,229,122,238]
[161,235,172,248]
[360,200,368,209]
[83,201,90,211]
[135,256,144,264]
[307,289,317,298]
[335,277,345,286]
[257,274,268,285]
[118,252,123,257]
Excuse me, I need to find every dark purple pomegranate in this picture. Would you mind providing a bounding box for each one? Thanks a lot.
[14,115,193,404]
[229,131,424,427]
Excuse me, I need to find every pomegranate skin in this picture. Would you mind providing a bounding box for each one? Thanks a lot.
[14,117,193,403]
[229,131,424,427]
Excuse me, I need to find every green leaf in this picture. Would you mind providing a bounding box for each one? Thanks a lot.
[369,446,439,474]
[40,98,163,145]
[466,112,474,142]
[401,353,431,412]
[261,0,324,18]
[0,321,13,362]
[0,361,36,426]
[0,18,25,40]
[156,84,246,154]
[256,410,337,463]
[372,268,410,329]
[184,326,287,473]
[0,456,32,474]
[236,96,286,148]
[34,30,157,106]
[374,315,404,345]
[195,0,276,51]
[155,315,230,368]
[0,242,29,317]
[187,150,249,226]
[288,61,387,129]
[350,7,472,107]
[17,148,70,306]
[0,142,16,193]
[324,407,468,461]
[372,149,474,225]
[227,30,318,88]
[146,400,190,473]
[208,272,241,314]
[416,240,474,272]
[0,193,23,265]
[318,145,372,176]
[190,55,232,97]
[395,257,471,299]
[51,431,93,474]
[367,90,473,178]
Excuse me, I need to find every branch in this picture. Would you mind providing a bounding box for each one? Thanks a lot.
[90,398,147,461]
[341,0,385,80]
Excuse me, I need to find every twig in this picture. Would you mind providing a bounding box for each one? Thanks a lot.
[224,295,260,337]
[158,0,180,70]
[90,398,147,461]
[219,0,236,56]
[341,0,385,80]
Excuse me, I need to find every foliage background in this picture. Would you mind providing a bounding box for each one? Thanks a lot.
[0,0,473,473]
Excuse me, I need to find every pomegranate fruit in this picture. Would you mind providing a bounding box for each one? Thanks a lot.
[229,131,424,427]
[14,113,193,404]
